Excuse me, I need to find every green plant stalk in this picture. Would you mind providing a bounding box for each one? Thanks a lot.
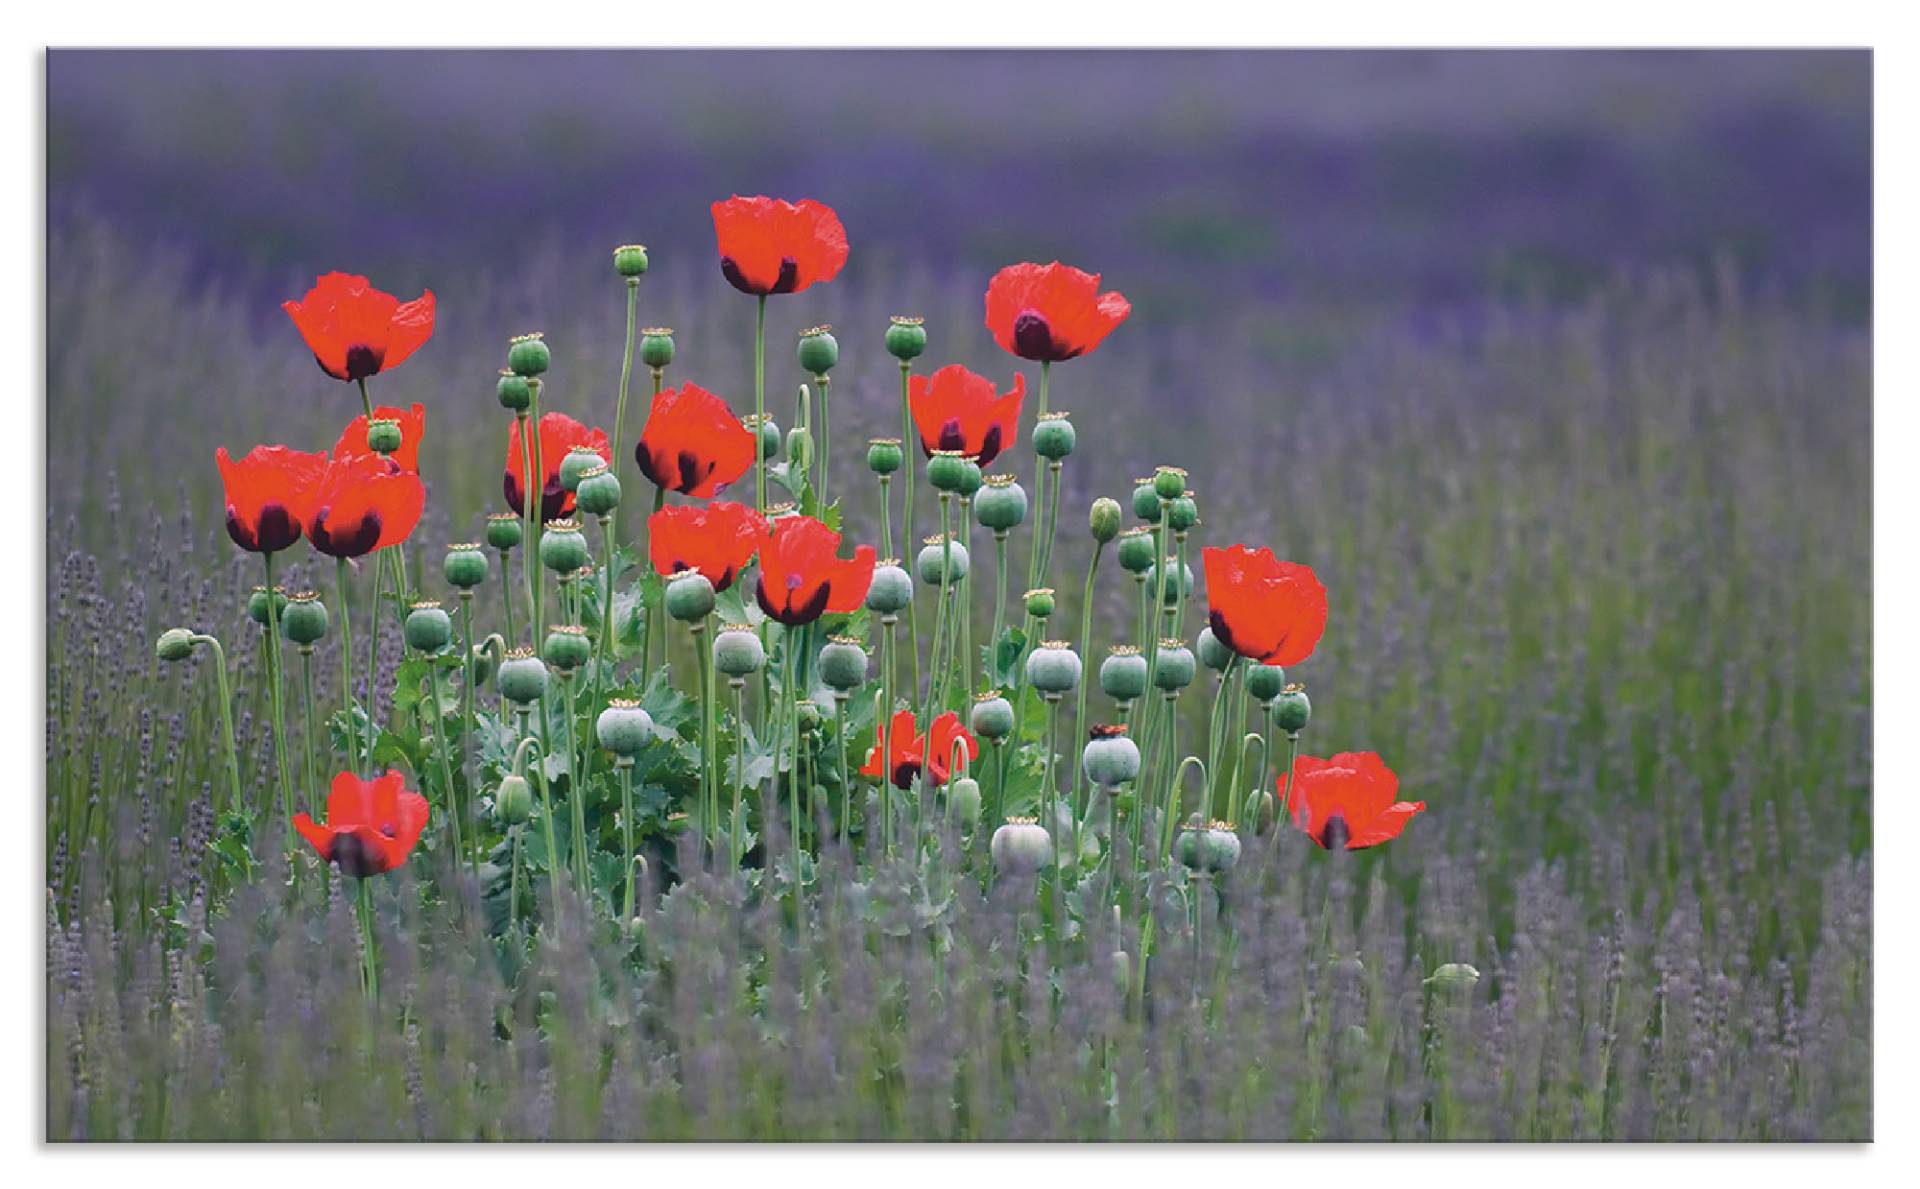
[754,295,768,517]
[834,693,851,848]
[1271,730,1302,854]
[595,517,617,695]
[1023,361,1052,590]
[878,473,893,559]
[730,678,748,873]
[618,757,636,925]
[298,647,320,815]
[687,620,712,857]
[817,374,832,507]
[262,552,295,852]
[334,558,359,774]
[356,877,378,1000]
[458,594,479,869]
[1155,694,1190,861]
[496,546,518,648]
[424,654,466,871]
[1037,458,1065,594]
[1067,537,1108,858]
[959,496,976,705]
[612,278,640,471]
[191,633,244,815]
[990,531,1010,664]
[514,734,561,918]
[898,363,922,696]
[1201,658,1242,824]
[879,624,897,857]
[783,630,802,881]
[527,381,548,646]
[924,493,955,720]
[508,823,523,936]
[643,486,667,677]
[560,673,587,893]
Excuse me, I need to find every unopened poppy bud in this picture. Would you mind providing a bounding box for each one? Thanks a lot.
[495,773,534,825]
[1089,497,1121,543]
[575,466,622,517]
[1154,640,1196,691]
[1246,662,1286,703]
[970,692,1016,741]
[1274,684,1311,733]
[558,446,603,493]
[975,474,1028,532]
[990,817,1052,876]
[1150,558,1193,605]
[664,570,716,622]
[1197,626,1233,672]
[1153,466,1187,501]
[539,520,590,574]
[797,325,839,375]
[865,563,913,615]
[1100,646,1148,700]
[744,414,781,461]
[884,315,927,361]
[1167,494,1199,534]
[949,777,982,827]
[486,512,523,551]
[819,636,869,691]
[366,417,402,456]
[543,624,591,671]
[444,543,489,589]
[612,243,649,278]
[1082,724,1141,788]
[284,591,329,646]
[1117,527,1157,574]
[639,327,675,370]
[786,425,814,473]
[867,438,903,476]
[1032,412,1076,461]
[1024,587,1055,620]
[496,369,532,412]
[471,638,500,685]
[916,536,969,585]
[507,332,550,378]
[713,624,766,678]
[155,628,196,663]
[596,699,654,756]
[1025,640,1081,695]
[794,699,824,734]
[404,602,453,653]
[956,458,984,497]
[247,585,289,627]
[1426,963,1482,995]
[927,449,968,492]
[498,648,549,705]
[1132,479,1162,521]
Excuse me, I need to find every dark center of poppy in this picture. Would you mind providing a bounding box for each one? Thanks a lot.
[977,425,1004,466]
[1208,609,1241,656]
[1012,310,1058,361]
[1321,814,1349,852]
[329,830,382,879]
[343,344,385,382]
[891,758,922,789]
[772,256,800,295]
[540,474,569,521]
[937,418,967,453]
[676,450,715,494]
[227,501,300,555]
[311,506,383,559]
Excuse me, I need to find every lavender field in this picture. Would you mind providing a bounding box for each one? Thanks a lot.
[44,50,1872,1141]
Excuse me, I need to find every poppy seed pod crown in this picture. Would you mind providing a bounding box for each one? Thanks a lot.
[885,315,927,361]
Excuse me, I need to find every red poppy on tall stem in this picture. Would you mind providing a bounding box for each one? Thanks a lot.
[333,402,426,473]
[710,196,849,296]
[215,444,327,554]
[1201,545,1329,667]
[634,383,757,499]
[294,770,430,878]
[505,412,611,521]
[908,365,1026,465]
[1285,752,1424,851]
[984,261,1131,363]
[755,515,876,626]
[308,453,427,560]
[283,272,435,382]
[648,501,767,593]
[862,710,978,790]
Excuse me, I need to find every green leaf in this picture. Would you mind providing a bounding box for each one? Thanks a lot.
[713,582,764,630]
[989,626,1028,690]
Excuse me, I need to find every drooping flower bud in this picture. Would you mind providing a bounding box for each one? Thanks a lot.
[507,331,550,378]
[797,325,839,375]
[1245,662,1286,704]
[1025,640,1082,695]
[284,590,330,647]
[884,315,928,362]
[366,417,403,456]
[948,777,982,828]
[1024,587,1055,620]
[970,691,1016,741]
[1426,963,1482,995]
[444,542,489,590]
[495,774,534,825]
[867,437,903,476]
[786,425,814,473]
[864,562,914,615]
[1153,640,1196,691]
[990,817,1052,876]
[664,570,716,622]
[596,698,655,757]
[498,647,549,705]
[1099,645,1148,701]
[543,624,592,672]
[1152,465,1187,501]
[713,623,766,679]
[539,519,590,575]
[1273,684,1312,733]
[612,243,650,278]
[916,535,969,586]
[639,327,675,370]
[496,369,532,413]
[155,628,196,663]
[819,636,870,692]
[1082,724,1141,788]
[1032,412,1076,461]
[575,465,623,518]
[927,449,969,492]
[404,601,453,653]
[1116,526,1157,574]
[1089,497,1121,544]
[1197,626,1233,672]
[485,511,523,551]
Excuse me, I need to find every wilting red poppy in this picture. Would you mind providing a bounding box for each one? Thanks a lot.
[1285,752,1424,851]
[984,261,1131,363]
[908,365,1026,465]
[648,501,767,593]
[333,402,426,473]
[215,444,327,554]
[862,710,979,790]
[634,382,757,499]
[294,769,430,877]
[710,195,849,297]
[505,412,611,521]
[308,453,427,560]
[1201,545,1328,667]
[283,272,435,382]
[755,515,876,626]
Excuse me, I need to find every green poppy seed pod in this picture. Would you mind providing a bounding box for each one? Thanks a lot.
[819,636,869,692]
[1025,640,1082,695]
[496,369,532,412]
[444,543,489,590]
[1082,725,1141,788]
[884,315,927,361]
[575,467,623,517]
[155,628,196,663]
[713,624,766,678]
[865,563,914,615]
[957,459,984,497]
[1099,647,1148,701]
[1167,495,1200,534]
[745,414,781,461]
[1175,822,1239,873]
[366,418,403,456]
[639,327,675,370]
[495,774,534,825]
[970,692,1016,742]
[558,446,603,493]
[1089,497,1122,543]
[1197,626,1233,672]
[1032,413,1076,461]
[916,536,969,586]
[498,649,549,705]
[1426,963,1482,995]
[948,777,981,828]
[283,591,330,647]
[1153,466,1187,501]
[1116,527,1157,574]
[786,425,814,473]
[543,625,591,671]
[975,475,1028,531]
[664,570,716,622]
[507,332,550,378]
[596,699,654,756]
[247,585,289,628]
[927,450,968,492]
[1024,587,1056,620]
[405,602,453,653]
[612,243,649,278]
[1274,685,1312,733]
[990,817,1052,876]
[1246,662,1287,704]
[1131,480,1162,521]
[1150,558,1194,605]
[1154,641,1197,691]
[797,325,839,375]
[867,437,903,476]
[539,520,590,574]
[485,512,523,551]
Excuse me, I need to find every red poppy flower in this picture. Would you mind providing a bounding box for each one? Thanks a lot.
[984,261,1131,363]
[908,365,1026,465]
[215,444,327,554]
[505,412,612,521]
[862,710,979,790]
[711,195,849,297]
[308,453,427,560]
[294,769,430,877]
[634,382,757,499]
[283,272,435,382]
[755,515,876,627]
[1201,545,1328,667]
[333,402,426,473]
[1285,752,1424,851]
[648,501,767,593]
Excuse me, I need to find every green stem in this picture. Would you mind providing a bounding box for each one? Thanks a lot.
[612,278,640,468]
[262,553,294,853]
[335,557,359,775]
[561,674,586,894]
[192,634,243,816]
[496,545,518,648]
[619,758,636,925]
[991,531,1009,663]
[834,694,851,848]
[817,375,832,507]
[425,654,466,870]
[878,474,894,560]
[509,825,523,936]
[730,678,748,873]
[898,363,922,697]
[959,497,975,705]
[299,648,320,816]
[1023,361,1052,587]
[1202,658,1242,824]
[880,620,897,858]
[516,732,562,917]
[754,295,768,517]
[643,486,667,678]
[355,377,374,421]
[1068,539,1107,857]
[356,878,378,1000]
[458,595,479,873]
[596,516,616,694]
[1037,459,1065,591]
